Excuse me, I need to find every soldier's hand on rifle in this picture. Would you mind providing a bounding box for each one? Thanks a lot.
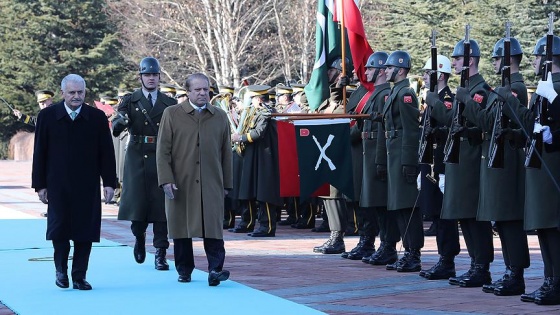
[402,165,418,184]
[163,183,178,199]
[12,109,22,119]
[376,164,387,182]
[455,87,472,104]
[425,91,439,108]
[536,72,558,103]
[416,174,421,191]
[494,85,512,102]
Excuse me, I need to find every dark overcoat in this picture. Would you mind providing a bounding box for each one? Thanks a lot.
[32,102,117,242]
[112,89,177,222]
[347,85,370,201]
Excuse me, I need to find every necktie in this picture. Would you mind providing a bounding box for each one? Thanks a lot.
[70,111,77,120]
[147,93,154,108]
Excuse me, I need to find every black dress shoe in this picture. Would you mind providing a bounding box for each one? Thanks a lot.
[248,230,275,237]
[208,270,230,286]
[134,234,146,264]
[521,277,552,302]
[229,226,251,233]
[72,279,92,290]
[56,272,69,288]
[155,248,169,271]
[178,275,191,283]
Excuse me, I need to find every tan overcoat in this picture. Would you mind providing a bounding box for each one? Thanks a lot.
[156,102,233,239]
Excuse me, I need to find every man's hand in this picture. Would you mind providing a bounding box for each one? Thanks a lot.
[163,183,178,199]
[376,164,387,182]
[38,188,48,204]
[455,87,472,104]
[103,187,115,204]
[337,75,350,87]
[425,91,439,108]
[495,85,512,101]
[231,133,241,143]
[542,126,553,144]
[536,72,558,103]
[402,165,418,184]
[13,109,22,119]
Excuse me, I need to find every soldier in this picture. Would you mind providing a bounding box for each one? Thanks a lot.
[380,51,423,272]
[112,57,177,270]
[493,34,560,305]
[459,36,529,296]
[232,85,283,237]
[175,87,188,103]
[160,83,177,98]
[112,90,132,206]
[430,38,494,287]
[13,90,55,126]
[419,55,461,280]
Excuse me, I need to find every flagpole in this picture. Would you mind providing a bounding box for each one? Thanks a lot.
[339,0,347,113]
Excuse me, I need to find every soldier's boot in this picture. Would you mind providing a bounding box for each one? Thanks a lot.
[347,236,375,260]
[449,258,475,286]
[371,242,397,266]
[397,249,421,272]
[521,277,553,303]
[535,278,560,305]
[386,249,407,271]
[154,248,169,271]
[459,263,492,287]
[223,208,236,229]
[483,266,511,293]
[423,256,456,280]
[292,202,316,229]
[313,231,335,253]
[228,201,256,233]
[362,241,384,263]
[341,235,365,259]
[133,233,146,264]
[494,266,525,296]
[321,231,345,254]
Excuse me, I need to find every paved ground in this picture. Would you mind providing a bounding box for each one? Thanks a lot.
[1,160,559,315]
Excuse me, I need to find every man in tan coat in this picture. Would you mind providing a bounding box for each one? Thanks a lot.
[156,73,233,286]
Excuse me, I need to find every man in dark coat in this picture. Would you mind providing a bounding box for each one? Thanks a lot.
[32,74,117,290]
[112,57,177,270]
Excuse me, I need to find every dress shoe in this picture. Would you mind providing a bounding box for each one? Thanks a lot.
[459,264,491,287]
[422,256,456,280]
[313,237,333,253]
[155,248,169,270]
[397,249,422,273]
[534,283,560,305]
[178,275,191,283]
[229,226,253,233]
[72,279,92,290]
[521,277,552,302]
[248,230,275,237]
[449,259,475,285]
[134,233,146,264]
[321,231,345,254]
[493,266,525,296]
[369,243,398,266]
[55,271,69,288]
[208,270,230,286]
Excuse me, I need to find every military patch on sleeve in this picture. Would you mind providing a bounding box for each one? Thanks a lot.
[444,101,453,109]
[403,95,412,103]
[473,93,484,104]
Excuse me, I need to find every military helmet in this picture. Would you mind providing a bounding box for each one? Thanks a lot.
[366,52,389,68]
[384,51,411,69]
[329,57,349,71]
[492,38,523,58]
[422,55,452,74]
[451,39,481,57]
[532,35,560,56]
[139,57,161,74]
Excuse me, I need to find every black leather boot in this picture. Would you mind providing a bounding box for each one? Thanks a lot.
[134,233,146,264]
[362,241,383,263]
[155,248,169,270]
[422,256,456,280]
[397,249,421,272]
[534,279,560,305]
[347,236,375,260]
[321,231,345,254]
[482,266,511,293]
[371,243,398,266]
[449,258,474,285]
[342,235,364,259]
[459,263,492,287]
[313,231,335,253]
[521,277,552,302]
[494,266,525,296]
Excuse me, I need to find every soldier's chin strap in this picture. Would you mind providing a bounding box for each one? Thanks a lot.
[140,73,161,92]
[389,67,400,82]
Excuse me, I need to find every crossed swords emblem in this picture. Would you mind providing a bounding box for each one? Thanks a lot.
[313,134,336,171]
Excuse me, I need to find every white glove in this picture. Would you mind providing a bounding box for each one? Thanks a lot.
[542,125,553,144]
[534,122,545,134]
[163,183,178,199]
[438,174,445,194]
[535,72,558,103]
[417,174,421,191]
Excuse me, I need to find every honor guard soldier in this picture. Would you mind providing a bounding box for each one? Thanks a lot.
[494,33,560,305]
[160,83,177,98]
[112,57,177,270]
[13,90,55,126]
[380,51,424,272]
[232,85,283,237]
[430,38,495,287]
[420,55,461,280]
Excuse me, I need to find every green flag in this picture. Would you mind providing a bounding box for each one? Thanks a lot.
[304,0,344,111]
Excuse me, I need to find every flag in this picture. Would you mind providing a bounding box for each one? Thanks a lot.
[333,0,374,91]
[304,0,345,111]
[294,119,353,200]
[94,101,114,116]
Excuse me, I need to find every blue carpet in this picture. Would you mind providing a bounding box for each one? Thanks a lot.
[0,219,325,315]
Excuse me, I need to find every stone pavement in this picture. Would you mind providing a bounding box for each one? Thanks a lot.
[1,160,559,315]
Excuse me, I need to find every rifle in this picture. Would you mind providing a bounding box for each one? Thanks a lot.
[443,24,471,164]
[488,21,512,169]
[419,29,437,165]
[525,13,555,169]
